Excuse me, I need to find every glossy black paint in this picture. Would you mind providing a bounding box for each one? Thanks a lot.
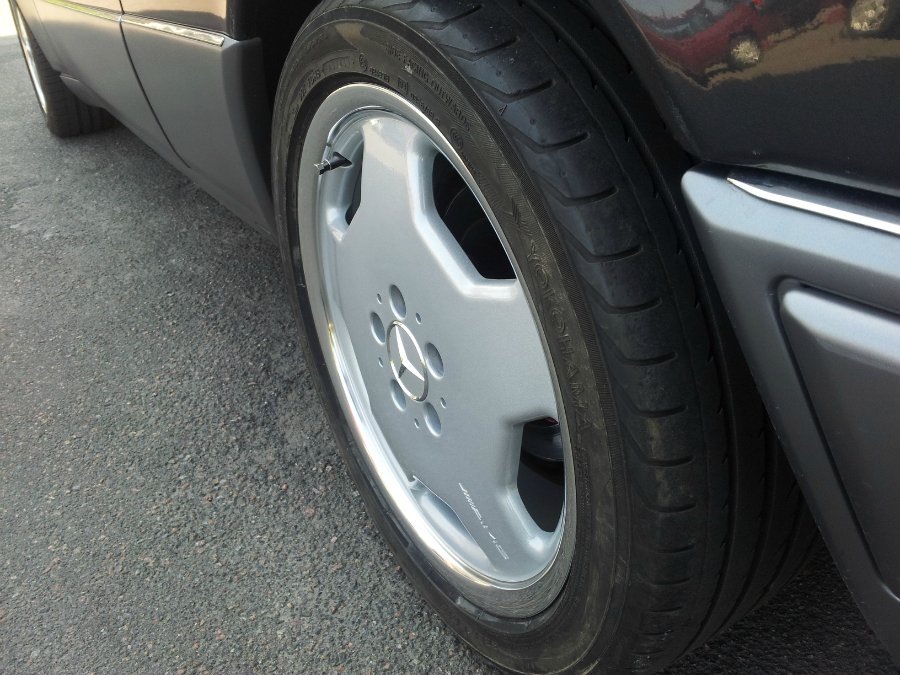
[105,0,900,197]
[117,0,318,42]
[116,0,899,196]
[582,0,900,197]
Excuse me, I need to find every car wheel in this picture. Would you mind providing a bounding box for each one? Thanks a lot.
[10,1,114,138]
[272,1,817,671]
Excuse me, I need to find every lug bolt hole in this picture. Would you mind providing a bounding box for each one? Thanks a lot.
[440,397,447,409]
[390,380,407,411]
[389,285,406,319]
[376,293,383,304]
[426,343,444,378]
[424,403,441,436]
[415,313,422,324]
[414,418,421,429]
[370,313,386,344]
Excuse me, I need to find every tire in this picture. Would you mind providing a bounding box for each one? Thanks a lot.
[272,1,818,672]
[10,1,115,138]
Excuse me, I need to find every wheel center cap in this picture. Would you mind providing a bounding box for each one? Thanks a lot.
[387,321,428,402]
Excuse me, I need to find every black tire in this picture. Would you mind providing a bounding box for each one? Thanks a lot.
[10,1,115,138]
[272,1,818,671]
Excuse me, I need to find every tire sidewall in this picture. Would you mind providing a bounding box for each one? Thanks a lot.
[272,9,628,670]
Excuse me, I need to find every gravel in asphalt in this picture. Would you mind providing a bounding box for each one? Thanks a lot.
[0,32,895,674]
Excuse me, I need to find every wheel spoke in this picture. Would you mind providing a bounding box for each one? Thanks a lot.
[426,470,555,576]
[431,279,558,425]
[408,280,557,574]
[357,115,436,232]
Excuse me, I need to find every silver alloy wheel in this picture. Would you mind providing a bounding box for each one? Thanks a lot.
[298,84,576,617]
[13,5,48,115]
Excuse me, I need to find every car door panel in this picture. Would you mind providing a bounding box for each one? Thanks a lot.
[121,21,274,232]
[33,0,182,166]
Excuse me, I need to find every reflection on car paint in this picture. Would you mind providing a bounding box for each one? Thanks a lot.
[622,0,898,84]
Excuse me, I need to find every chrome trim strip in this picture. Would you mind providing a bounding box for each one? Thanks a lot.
[41,0,226,46]
[120,15,226,46]
[43,0,120,22]
[728,177,900,238]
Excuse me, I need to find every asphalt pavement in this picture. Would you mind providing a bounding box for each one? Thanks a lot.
[0,32,895,674]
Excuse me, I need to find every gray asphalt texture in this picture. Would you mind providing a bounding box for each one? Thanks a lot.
[0,33,895,674]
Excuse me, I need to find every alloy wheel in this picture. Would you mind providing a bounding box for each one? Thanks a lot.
[296,84,576,617]
[13,6,48,114]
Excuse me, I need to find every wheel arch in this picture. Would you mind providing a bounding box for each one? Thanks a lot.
[229,0,321,106]
[227,0,699,157]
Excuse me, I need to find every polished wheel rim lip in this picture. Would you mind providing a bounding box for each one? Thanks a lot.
[297,83,576,617]
[13,6,48,115]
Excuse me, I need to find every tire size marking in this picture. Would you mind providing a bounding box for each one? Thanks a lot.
[387,44,470,131]
[458,483,510,561]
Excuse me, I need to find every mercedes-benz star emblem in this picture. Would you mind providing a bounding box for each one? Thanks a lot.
[387,321,428,402]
